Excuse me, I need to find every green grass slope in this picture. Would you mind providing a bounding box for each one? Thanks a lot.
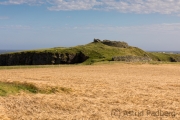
[0,81,71,96]
[0,82,39,96]
[147,52,180,62]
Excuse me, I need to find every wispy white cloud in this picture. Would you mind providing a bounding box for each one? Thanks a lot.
[0,0,44,5]
[47,0,102,11]
[1,22,180,34]
[61,23,180,34]
[1,0,180,15]
[47,0,180,15]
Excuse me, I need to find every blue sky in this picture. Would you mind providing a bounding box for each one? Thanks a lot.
[1,0,180,51]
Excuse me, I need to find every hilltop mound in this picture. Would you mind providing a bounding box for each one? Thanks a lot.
[93,38,129,48]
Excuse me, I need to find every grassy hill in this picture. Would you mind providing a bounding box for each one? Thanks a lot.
[1,41,180,65]
[19,42,153,64]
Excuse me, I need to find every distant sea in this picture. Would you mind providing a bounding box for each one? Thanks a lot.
[0,50,22,54]
[148,51,180,54]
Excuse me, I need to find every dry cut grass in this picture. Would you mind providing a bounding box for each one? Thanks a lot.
[0,63,180,120]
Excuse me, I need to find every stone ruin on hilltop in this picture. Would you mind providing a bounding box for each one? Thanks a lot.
[93,38,129,48]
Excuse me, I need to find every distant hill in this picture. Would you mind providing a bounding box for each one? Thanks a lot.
[0,39,180,66]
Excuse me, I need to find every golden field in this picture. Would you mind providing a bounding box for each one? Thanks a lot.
[0,63,180,120]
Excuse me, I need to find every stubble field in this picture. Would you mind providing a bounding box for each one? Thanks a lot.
[0,63,180,120]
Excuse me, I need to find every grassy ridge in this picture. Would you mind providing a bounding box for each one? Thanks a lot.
[52,42,152,64]
[2,42,180,64]
[148,52,180,62]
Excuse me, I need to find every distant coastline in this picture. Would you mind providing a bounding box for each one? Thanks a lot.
[148,51,180,54]
[0,50,22,54]
[1,50,180,55]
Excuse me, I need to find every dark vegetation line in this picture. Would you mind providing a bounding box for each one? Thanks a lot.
[0,81,71,96]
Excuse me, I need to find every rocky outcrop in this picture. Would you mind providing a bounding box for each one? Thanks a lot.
[93,39,101,43]
[94,38,129,48]
[0,52,88,66]
[112,55,152,62]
